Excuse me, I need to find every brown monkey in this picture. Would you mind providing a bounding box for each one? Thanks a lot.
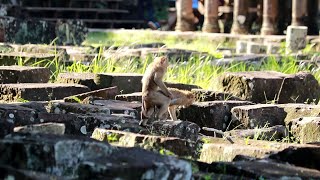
[140,56,173,126]
[167,88,196,120]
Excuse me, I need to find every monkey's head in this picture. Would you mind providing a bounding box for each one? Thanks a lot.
[184,92,196,107]
[154,56,169,68]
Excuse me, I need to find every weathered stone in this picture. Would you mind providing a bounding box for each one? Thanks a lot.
[57,72,97,90]
[0,52,57,66]
[150,120,200,142]
[127,43,166,49]
[115,92,142,102]
[218,160,320,179]
[0,66,50,83]
[91,100,141,119]
[286,26,308,54]
[0,104,37,137]
[231,104,287,129]
[64,86,119,103]
[175,0,196,31]
[94,73,143,94]
[165,82,202,90]
[235,41,247,54]
[260,0,278,35]
[199,136,318,163]
[291,117,320,144]
[191,89,242,102]
[17,101,48,113]
[14,122,65,135]
[212,55,268,66]
[49,102,111,116]
[0,165,62,180]
[225,125,288,140]
[246,42,266,54]
[266,43,281,54]
[268,146,320,171]
[217,71,320,104]
[280,103,320,125]
[179,101,254,132]
[0,133,192,179]
[0,83,90,102]
[231,0,249,34]
[202,0,220,33]
[92,129,199,158]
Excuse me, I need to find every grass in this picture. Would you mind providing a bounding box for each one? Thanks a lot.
[13,31,320,91]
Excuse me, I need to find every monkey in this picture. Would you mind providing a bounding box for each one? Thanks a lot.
[167,88,196,120]
[140,56,173,126]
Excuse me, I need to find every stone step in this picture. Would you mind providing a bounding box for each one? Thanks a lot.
[232,103,320,130]
[0,133,192,179]
[179,101,254,133]
[115,92,142,102]
[217,71,320,104]
[0,66,50,83]
[199,136,319,164]
[14,122,65,135]
[0,83,90,102]
[57,72,97,90]
[64,86,119,102]
[150,120,200,142]
[291,117,320,144]
[92,129,199,158]
[0,52,58,66]
[191,89,242,102]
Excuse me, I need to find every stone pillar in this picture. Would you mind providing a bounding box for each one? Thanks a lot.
[202,0,220,33]
[231,0,249,34]
[175,0,197,31]
[291,0,307,26]
[261,0,278,35]
[286,26,308,54]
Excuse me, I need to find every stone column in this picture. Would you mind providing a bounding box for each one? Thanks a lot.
[291,0,307,26]
[231,0,249,34]
[261,0,278,35]
[202,0,220,33]
[175,0,197,31]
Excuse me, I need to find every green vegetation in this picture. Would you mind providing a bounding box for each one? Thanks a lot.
[13,31,320,91]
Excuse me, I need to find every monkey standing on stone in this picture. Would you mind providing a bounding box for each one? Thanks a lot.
[140,56,173,126]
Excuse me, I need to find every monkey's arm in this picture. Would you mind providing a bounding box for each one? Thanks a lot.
[154,72,172,98]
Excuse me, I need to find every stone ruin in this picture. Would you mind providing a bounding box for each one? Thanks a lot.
[0,30,319,179]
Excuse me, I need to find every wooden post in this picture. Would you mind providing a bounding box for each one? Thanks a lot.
[202,0,220,33]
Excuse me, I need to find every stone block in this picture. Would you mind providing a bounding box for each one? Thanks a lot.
[286,26,308,54]
[92,129,199,158]
[0,66,50,83]
[0,83,90,102]
[0,133,192,179]
[57,72,97,90]
[165,82,202,90]
[150,120,200,142]
[14,122,65,135]
[236,41,247,54]
[64,86,119,102]
[191,89,242,102]
[231,104,287,129]
[280,104,320,125]
[266,43,281,54]
[291,117,320,144]
[92,100,141,119]
[217,71,320,104]
[246,42,266,54]
[179,101,254,132]
[94,73,143,94]
[115,92,142,102]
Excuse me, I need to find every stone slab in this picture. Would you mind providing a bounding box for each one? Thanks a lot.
[0,133,192,179]
[57,72,97,90]
[94,73,143,94]
[291,117,320,144]
[191,89,242,101]
[115,92,142,102]
[0,66,50,83]
[231,104,287,129]
[92,129,199,158]
[179,101,254,132]
[64,86,119,102]
[0,83,90,102]
[14,122,65,135]
[217,71,320,104]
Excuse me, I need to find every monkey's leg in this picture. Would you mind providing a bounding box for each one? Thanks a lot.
[168,106,178,120]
